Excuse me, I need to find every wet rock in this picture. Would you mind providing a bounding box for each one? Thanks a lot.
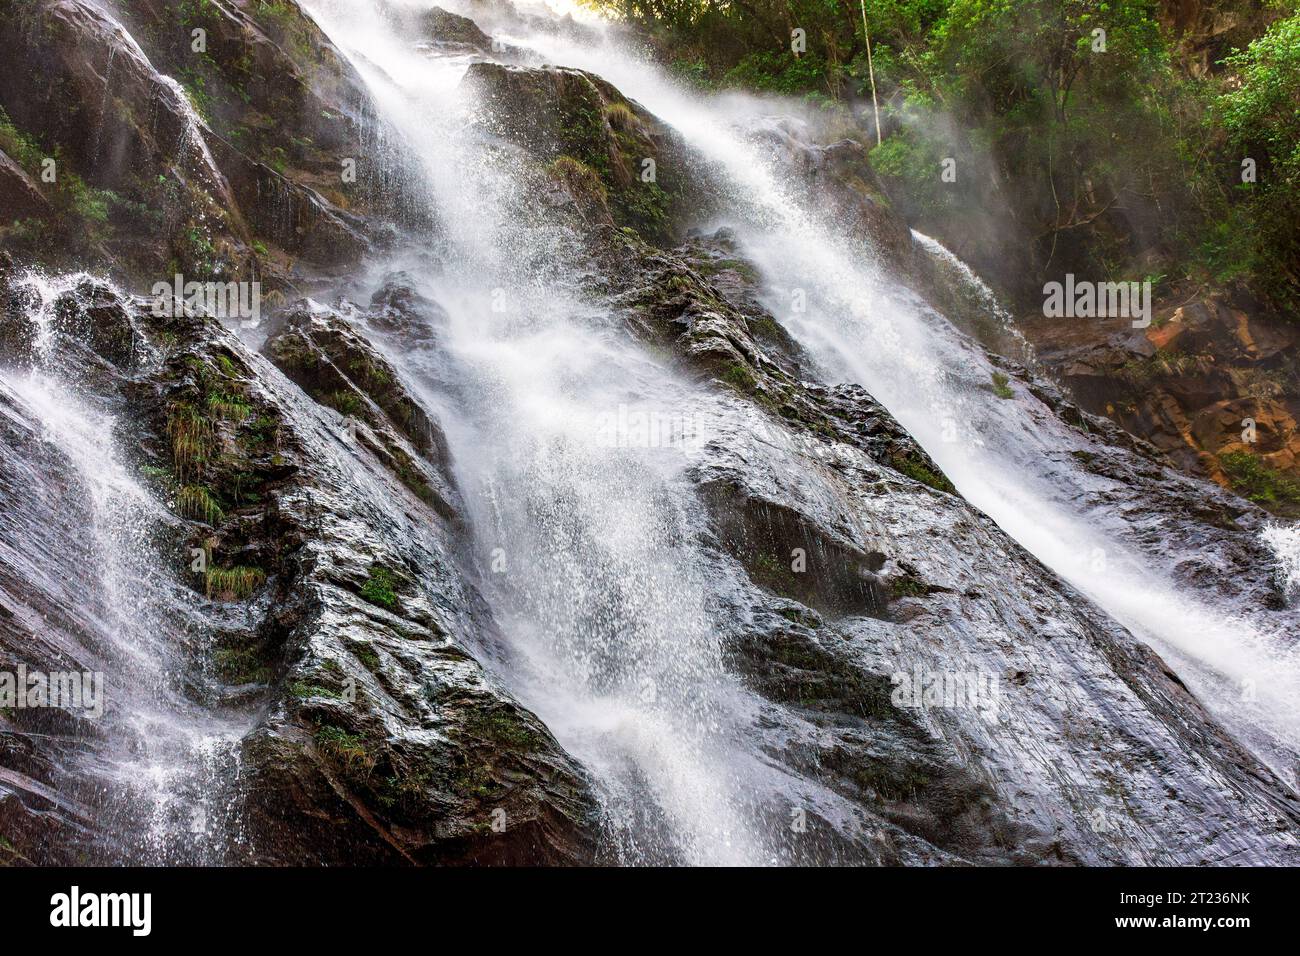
[265,300,456,515]
[0,149,50,222]
[0,0,384,283]
[0,276,602,864]
[1023,292,1300,515]
[745,118,915,273]
[594,225,1300,864]
[463,62,712,244]
[420,6,493,52]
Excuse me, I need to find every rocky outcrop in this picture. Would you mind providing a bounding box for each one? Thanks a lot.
[0,0,387,284]
[464,62,713,244]
[0,272,601,865]
[420,6,493,52]
[559,214,1300,863]
[3,0,1299,869]
[746,118,916,274]
[0,150,49,221]
[1024,291,1300,516]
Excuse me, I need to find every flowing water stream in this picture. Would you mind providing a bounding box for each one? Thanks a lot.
[297,0,1300,808]
[492,15,1300,783]
[1,274,247,863]
[9,0,1294,866]
[301,0,801,864]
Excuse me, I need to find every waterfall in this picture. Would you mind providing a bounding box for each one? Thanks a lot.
[422,16,1300,781]
[1265,523,1300,606]
[0,275,247,863]
[1,0,1295,868]
[298,0,804,865]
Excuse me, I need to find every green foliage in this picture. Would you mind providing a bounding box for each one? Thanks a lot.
[1219,12,1300,310]
[0,107,45,171]
[205,565,266,600]
[213,646,272,684]
[207,391,252,422]
[991,371,1014,399]
[724,51,835,98]
[869,132,956,217]
[360,565,399,610]
[1220,451,1300,505]
[176,484,225,525]
[177,68,214,123]
[168,401,214,480]
[322,389,364,417]
[583,0,1297,316]
[315,725,376,776]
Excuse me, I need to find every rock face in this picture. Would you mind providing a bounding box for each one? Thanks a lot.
[583,225,1300,864]
[0,0,393,284]
[1024,292,1300,516]
[0,272,600,865]
[464,61,712,244]
[2,0,1299,868]
[1157,0,1283,76]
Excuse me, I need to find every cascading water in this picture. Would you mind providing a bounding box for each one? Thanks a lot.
[277,0,1300,865]
[298,0,810,864]
[415,11,1300,782]
[3,0,1297,869]
[0,275,247,863]
[1266,523,1300,606]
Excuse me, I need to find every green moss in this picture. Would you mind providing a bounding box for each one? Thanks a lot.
[603,101,638,131]
[547,155,608,206]
[890,452,956,494]
[351,643,381,671]
[360,565,398,610]
[462,710,539,750]
[290,681,343,699]
[890,576,930,598]
[321,389,365,417]
[991,371,1014,400]
[721,361,757,393]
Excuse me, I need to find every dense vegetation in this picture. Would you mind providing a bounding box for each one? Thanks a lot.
[596,0,1300,314]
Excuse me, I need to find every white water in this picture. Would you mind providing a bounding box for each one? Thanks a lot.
[1,276,246,863]
[465,18,1300,780]
[292,0,1300,864]
[1266,523,1300,605]
[301,0,805,864]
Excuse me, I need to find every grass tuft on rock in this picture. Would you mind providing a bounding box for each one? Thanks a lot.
[206,565,266,600]
[360,565,399,610]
